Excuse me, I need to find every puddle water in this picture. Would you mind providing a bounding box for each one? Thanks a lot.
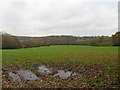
[8,66,83,82]
[54,70,83,79]
[71,72,83,77]
[71,72,78,76]
[38,65,51,74]
[17,70,39,81]
[54,70,72,79]
[9,72,22,82]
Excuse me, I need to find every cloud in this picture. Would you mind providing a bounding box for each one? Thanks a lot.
[0,0,118,36]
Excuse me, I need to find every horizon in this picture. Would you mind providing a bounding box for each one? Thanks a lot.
[0,31,114,37]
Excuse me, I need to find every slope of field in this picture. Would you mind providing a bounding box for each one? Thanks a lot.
[2,45,119,88]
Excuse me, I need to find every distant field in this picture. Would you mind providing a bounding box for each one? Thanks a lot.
[2,45,118,67]
[2,45,119,88]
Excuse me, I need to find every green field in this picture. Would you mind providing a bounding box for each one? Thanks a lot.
[2,45,119,88]
[2,45,118,67]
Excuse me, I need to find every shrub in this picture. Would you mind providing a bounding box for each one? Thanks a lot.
[2,33,21,49]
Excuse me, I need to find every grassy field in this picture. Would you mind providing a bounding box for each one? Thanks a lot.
[2,45,119,88]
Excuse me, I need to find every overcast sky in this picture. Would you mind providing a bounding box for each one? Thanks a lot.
[0,0,119,37]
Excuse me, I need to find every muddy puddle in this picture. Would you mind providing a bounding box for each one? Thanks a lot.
[38,65,51,74]
[7,65,83,82]
[54,70,83,79]
[9,72,22,82]
[17,70,39,81]
[54,70,72,79]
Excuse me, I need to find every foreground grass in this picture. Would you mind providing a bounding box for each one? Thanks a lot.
[2,45,119,88]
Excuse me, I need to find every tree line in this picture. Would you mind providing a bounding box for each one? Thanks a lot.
[1,32,120,49]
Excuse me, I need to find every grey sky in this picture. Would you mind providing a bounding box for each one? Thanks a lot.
[0,0,119,37]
